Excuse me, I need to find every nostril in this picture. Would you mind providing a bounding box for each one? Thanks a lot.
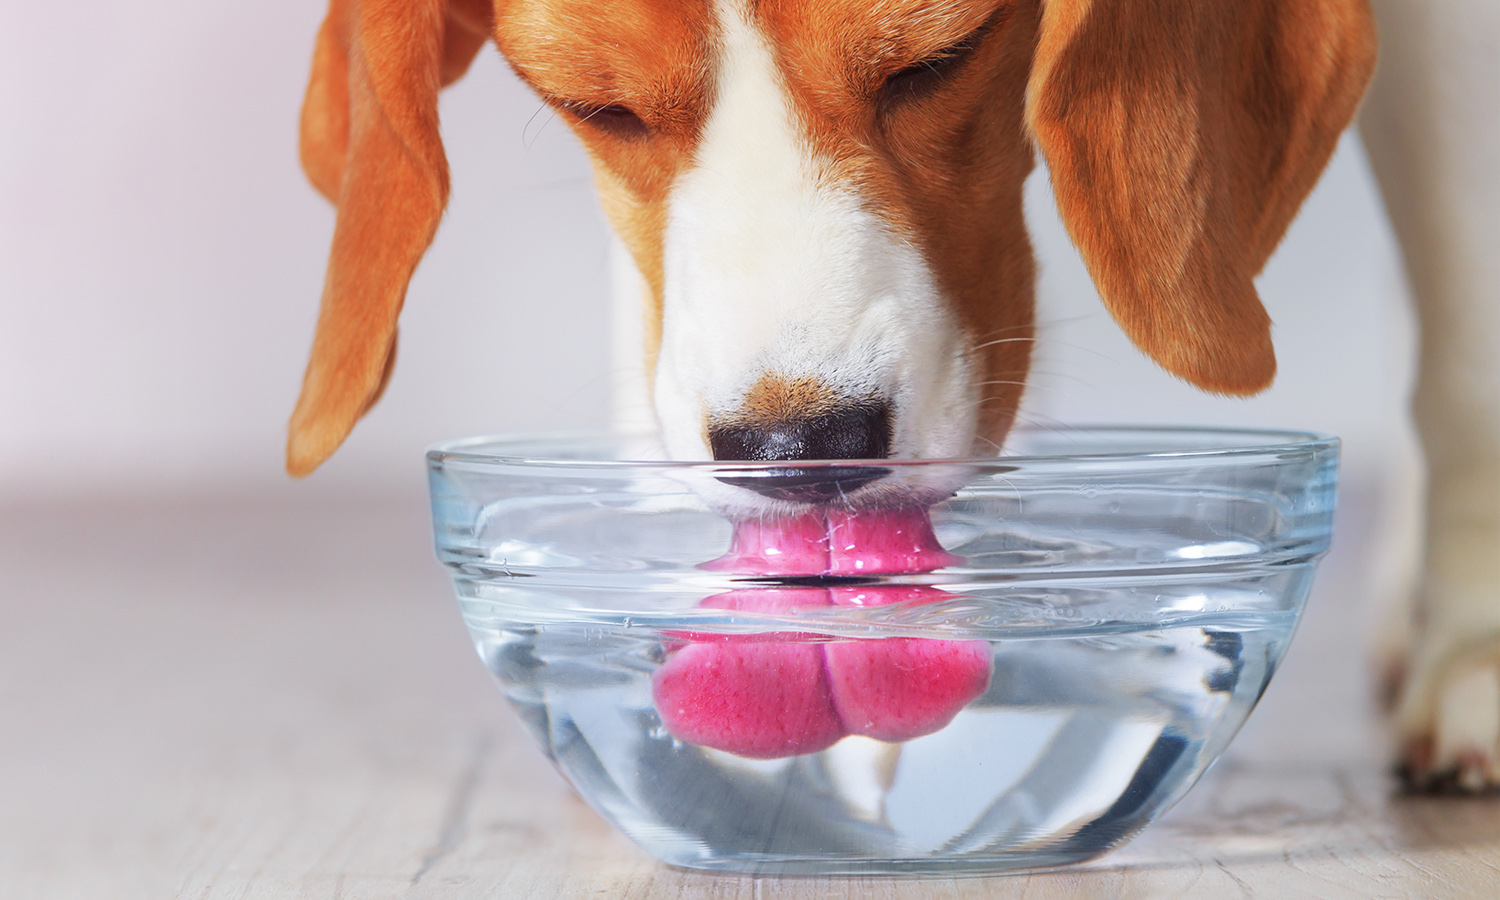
[709,401,892,463]
[709,400,893,503]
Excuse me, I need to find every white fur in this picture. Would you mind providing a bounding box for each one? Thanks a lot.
[652,0,977,462]
[608,234,658,441]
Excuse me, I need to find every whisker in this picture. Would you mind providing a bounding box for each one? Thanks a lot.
[969,336,1038,354]
[521,71,612,149]
[966,313,1099,345]
[1029,342,1132,364]
[1008,409,1081,431]
[521,104,548,150]
[971,433,1006,454]
[968,379,1074,397]
[1009,368,1102,389]
[966,323,1036,343]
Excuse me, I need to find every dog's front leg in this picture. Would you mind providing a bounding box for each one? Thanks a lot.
[1361,0,1500,791]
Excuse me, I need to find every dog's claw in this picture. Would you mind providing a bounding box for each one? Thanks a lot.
[1396,742,1500,794]
[1456,752,1498,793]
[1394,652,1500,793]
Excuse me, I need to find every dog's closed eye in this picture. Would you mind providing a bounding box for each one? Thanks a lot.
[569,102,650,140]
[880,44,977,107]
[878,6,1009,110]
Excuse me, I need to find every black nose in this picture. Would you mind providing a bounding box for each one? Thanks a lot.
[709,401,892,503]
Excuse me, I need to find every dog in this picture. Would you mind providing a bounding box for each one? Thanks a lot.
[283,0,1497,790]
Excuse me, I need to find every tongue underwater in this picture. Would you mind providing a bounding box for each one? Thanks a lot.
[651,506,992,759]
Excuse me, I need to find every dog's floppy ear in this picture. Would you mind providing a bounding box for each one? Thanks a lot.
[1027,0,1376,394]
[288,0,493,477]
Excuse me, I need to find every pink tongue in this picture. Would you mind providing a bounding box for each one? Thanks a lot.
[653,508,990,759]
[824,585,993,744]
[651,589,845,759]
[704,506,961,576]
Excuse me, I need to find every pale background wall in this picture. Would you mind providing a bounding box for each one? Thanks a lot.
[2,1,1415,506]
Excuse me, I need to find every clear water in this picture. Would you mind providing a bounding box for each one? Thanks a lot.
[430,430,1337,873]
[467,594,1299,874]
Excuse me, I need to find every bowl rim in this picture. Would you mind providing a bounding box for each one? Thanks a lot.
[426,425,1339,471]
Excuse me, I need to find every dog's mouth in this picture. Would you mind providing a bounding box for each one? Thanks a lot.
[699,456,988,521]
[713,465,892,503]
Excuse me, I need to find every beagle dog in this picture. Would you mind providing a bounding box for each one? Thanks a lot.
[286,0,1500,790]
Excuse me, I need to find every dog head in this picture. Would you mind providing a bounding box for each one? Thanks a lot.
[286,0,1374,479]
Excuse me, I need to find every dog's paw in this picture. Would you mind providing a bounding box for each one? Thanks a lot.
[1395,644,1500,793]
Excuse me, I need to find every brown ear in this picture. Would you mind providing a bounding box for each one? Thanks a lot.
[288,0,493,477]
[1027,0,1376,395]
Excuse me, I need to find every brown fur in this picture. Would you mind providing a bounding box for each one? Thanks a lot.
[288,0,493,477]
[738,374,843,424]
[289,0,1375,474]
[1028,0,1376,394]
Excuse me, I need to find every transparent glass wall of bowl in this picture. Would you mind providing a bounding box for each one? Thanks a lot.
[426,428,1337,874]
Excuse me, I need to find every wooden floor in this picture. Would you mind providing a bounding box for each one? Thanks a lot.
[4,488,1498,899]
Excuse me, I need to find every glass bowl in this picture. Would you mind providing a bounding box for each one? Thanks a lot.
[427,427,1337,875]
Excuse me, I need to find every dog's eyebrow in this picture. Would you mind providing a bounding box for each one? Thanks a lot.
[503,48,709,132]
[908,2,1012,67]
[852,0,1013,83]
